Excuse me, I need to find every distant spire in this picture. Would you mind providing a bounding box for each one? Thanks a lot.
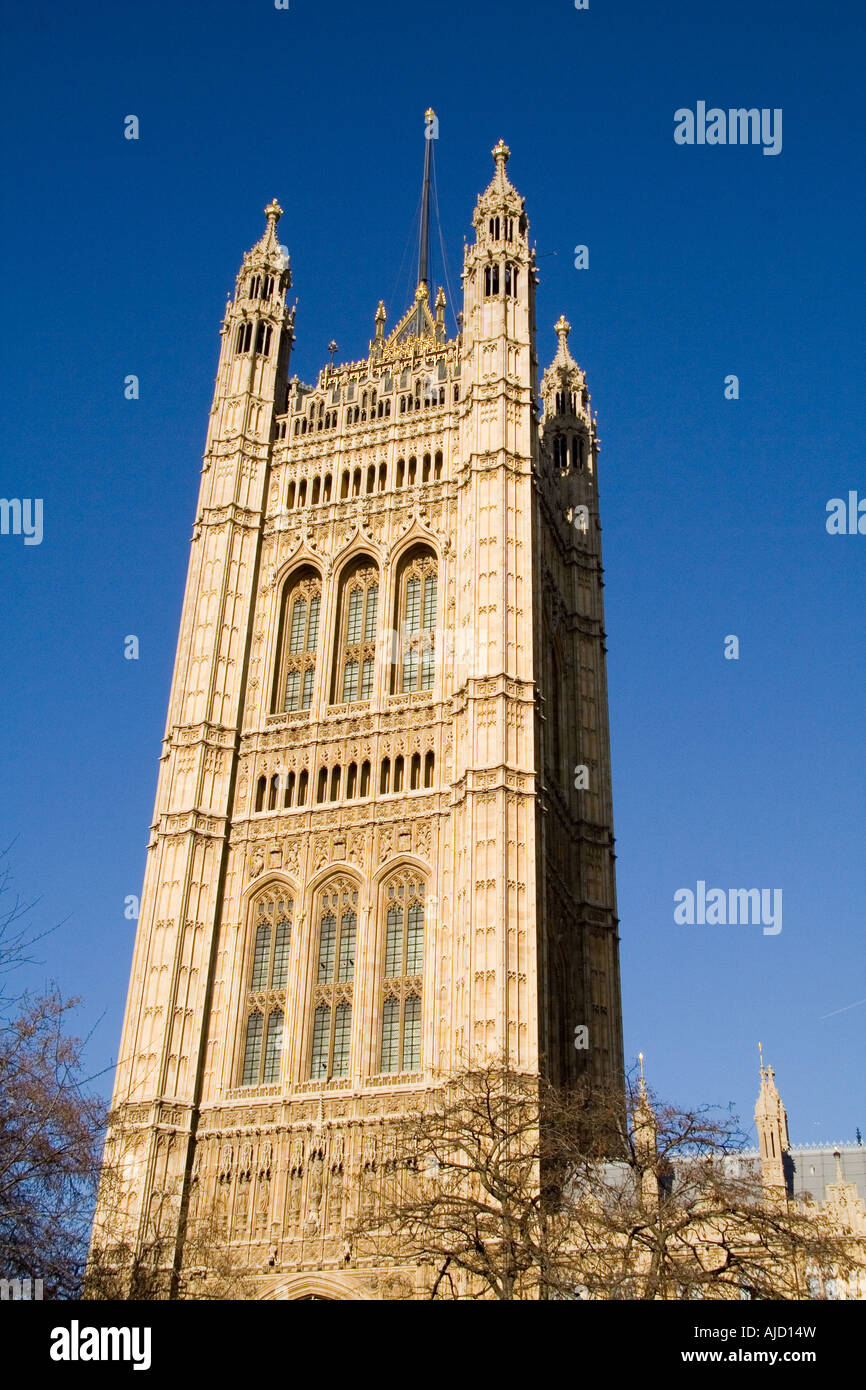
[553,315,574,364]
[408,109,436,338]
[633,1052,659,1208]
[251,198,288,270]
[492,138,510,184]
[418,110,435,292]
[754,1048,790,1192]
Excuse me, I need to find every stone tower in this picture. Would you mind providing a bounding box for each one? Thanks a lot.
[93,130,624,1299]
[755,1046,791,1191]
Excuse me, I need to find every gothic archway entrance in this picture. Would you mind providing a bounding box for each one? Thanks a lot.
[260,1273,368,1301]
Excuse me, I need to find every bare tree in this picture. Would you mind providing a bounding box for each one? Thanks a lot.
[351,1057,864,1300]
[0,986,105,1297]
[0,849,104,1298]
[86,1181,258,1301]
[564,1077,861,1300]
[351,1057,598,1299]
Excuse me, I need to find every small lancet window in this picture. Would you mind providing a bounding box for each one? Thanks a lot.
[236,321,253,355]
[309,882,358,1080]
[380,874,425,1074]
[239,890,293,1086]
[336,563,379,704]
[396,550,438,693]
[276,570,321,713]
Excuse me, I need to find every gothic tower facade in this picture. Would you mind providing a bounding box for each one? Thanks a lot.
[755,1047,791,1191]
[94,136,624,1299]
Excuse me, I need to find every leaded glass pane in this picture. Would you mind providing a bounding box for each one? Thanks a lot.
[360,656,374,699]
[364,584,378,641]
[251,923,271,989]
[272,919,291,988]
[332,1002,351,1076]
[307,594,320,650]
[346,588,363,644]
[289,598,307,653]
[337,911,356,981]
[406,903,424,973]
[423,574,437,627]
[342,659,358,703]
[381,997,400,1072]
[301,665,314,708]
[402,648,418,692]
[403,995,421,1070]
[405,576,421,633]
[242,1012,263,1085]
[284,669,300,711]
[420,642,435,690]
[318,913,336,982]
[385,905,402,976]
[262,1010,283,1083]
[311,1005,329,1077]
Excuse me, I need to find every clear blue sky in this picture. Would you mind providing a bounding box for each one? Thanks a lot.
[1,0,863,1145]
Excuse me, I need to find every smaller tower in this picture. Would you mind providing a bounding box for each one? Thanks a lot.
[754,1044,790,1191]
[824,1150,866,1235]
[633,1053,660,1208]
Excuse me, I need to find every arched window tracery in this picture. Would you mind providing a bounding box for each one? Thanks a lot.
[240,888,293,1086]
[379,872,425,1074]
[394,549,437,693]
[334,560,379,704]
[310,879,358,1080]
[275,569,321,712]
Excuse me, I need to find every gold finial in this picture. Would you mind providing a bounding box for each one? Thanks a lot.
[425,107,436,123]
[265,198,283,225]
[638,1051,646,1097]
[555,314,571,344]
[492,139,510,173]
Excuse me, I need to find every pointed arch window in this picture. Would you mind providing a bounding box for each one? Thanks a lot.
[380,874,425,1073]
[240,889,293,1086]
[235,321,253,355]
[334,561,379,704]
[275,569,321,712]
[394,549,437,693]
[309,881,358,1080]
